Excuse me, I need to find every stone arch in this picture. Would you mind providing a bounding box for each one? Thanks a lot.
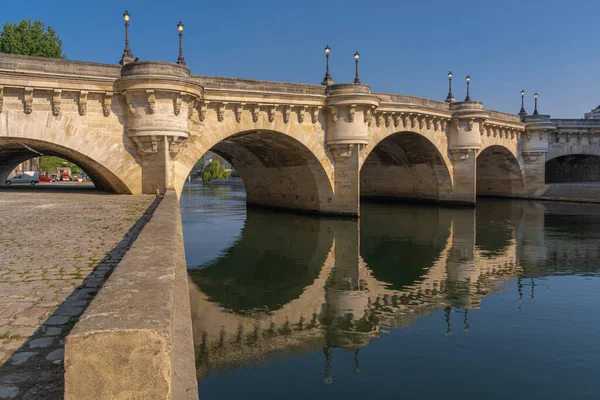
[177,120,335,214]
[476,145,525,197]
[546,144,600,162]
[0,137,132,193]
[0,112,141,194]
[359,131,453,202]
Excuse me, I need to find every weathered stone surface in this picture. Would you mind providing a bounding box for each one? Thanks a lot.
[0,386,19,399]
[65,190,198,400]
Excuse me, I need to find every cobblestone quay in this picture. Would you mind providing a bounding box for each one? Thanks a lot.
[0,189,155,399]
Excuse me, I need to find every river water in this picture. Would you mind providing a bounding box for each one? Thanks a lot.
[181,183,600,400]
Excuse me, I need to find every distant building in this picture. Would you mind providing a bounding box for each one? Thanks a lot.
[10,158,39,177]
[584,105,600,119]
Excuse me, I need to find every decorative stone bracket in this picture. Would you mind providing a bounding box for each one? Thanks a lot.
[103,92,113,117]
[146,90,156,114]
[328,143,364,161]
[522,151,545,164]
[131,136,159,155]
[78,91,88,116]
[24,87,33,114]
[449,148,476,161]
[168,136,187,157]
[52,89,62,116]
[174,92,183,116]
[234,103,244,123]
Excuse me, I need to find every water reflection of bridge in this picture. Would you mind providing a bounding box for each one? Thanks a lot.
[188,200,600,379]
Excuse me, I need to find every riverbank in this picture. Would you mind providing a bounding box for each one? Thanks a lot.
[532,183,600,204]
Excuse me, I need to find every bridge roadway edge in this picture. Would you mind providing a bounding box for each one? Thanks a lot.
[64,190,199,400]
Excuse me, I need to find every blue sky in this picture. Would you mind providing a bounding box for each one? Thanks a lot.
[2,0,599,118]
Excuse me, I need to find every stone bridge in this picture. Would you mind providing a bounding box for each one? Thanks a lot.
[2,53,599,215]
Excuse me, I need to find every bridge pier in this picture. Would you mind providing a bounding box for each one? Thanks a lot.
[522,115,554,195]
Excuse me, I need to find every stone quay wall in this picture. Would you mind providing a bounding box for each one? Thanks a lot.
[64,190,198,400]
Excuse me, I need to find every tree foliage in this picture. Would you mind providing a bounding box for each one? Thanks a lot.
[202,159,228,184]
[0,20,65,59]
[39,156,82,174]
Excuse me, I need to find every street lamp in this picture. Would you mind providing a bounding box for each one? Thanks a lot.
[518,89,527,116]
[177,21,186,66]
[354,52,360,84]
[321,45,334,86]
[445,71,455,103]
[533,92,539,115]
[119,10,135,65]
[464,75,471,102]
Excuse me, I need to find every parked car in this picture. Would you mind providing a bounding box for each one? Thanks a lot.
[38,177,56,183]
[6,171,39,186]
[60,171,71,181]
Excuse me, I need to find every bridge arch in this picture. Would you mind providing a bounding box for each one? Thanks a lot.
[359,130,453,202]
[0,111,141,193]
[476,145,524,197]
[178,120,335,213]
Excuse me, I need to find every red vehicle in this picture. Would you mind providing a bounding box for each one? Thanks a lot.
[38,177,56,183]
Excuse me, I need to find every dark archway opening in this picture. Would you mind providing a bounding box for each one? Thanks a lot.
[360,132,452,203]
[476,146,524,197]
[186,130,333,213]
[0,138,129,193]
[545,155,600,183]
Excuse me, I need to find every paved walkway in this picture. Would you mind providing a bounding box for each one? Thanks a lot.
[0,189,156,399]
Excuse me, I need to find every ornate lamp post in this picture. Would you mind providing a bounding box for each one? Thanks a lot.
[533,92,539,115]
[518,89,527,116]
[464,75,471,102]
[119,10,135,65]
[177,21,186,66]
[321,45,334,86]
[353,52,360,84]
[445,71,455,103]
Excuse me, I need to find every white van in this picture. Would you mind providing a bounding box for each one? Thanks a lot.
[6,171,39,186]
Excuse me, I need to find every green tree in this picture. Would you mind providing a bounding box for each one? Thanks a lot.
[202,159,228,184]
[0,20,65,58]
[39,156,82,175]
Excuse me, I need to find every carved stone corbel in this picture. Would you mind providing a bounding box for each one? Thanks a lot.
[132,136,159,155]
[410,114,418,129]
[493,127,498,138]
[283,105,291,123]
[433,118,440,131]
[589,129,595,144]
[311,107,320,124]
[383,112,391,127]
[392,113,399,128]
[24,87,33,114]
[52,89,62,116]
[216,103,226,122]
[252,105,260,122]
[449,149,474,161]
[267,105,277,122]
[451,118,460,131]
[540,129,547,141]
[328,143,356,161]
[146,90,156,114]
[329,106,338,123]
[198,102,208,121]
[188,98,196,119]
[103,92,112,117]
[168,136,186,158]
[364,107,374,125]
[78,91,88,116]
[375,112,383,127]
[348,105,356,122]
[466,118,475,132]
[234,103,244,123]
[123,91,135,115]
[174,92,183,116]
[0,86,3,114]
[425,116,432,130]
[401,113,409,128]
[441,119,448,132]
[297,106,306,123]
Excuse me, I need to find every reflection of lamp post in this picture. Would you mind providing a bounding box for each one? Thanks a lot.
[177,21,186,66]
[445,71,455,103]
[444,306,452,336]
[354,52,360,84]
[518,90,527,116]
[353,348,360,373]
[119,11,135,65]
[533,92,539,115]
[464,75,471,102]
[323,347,333,384]
[321,45,333,86]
